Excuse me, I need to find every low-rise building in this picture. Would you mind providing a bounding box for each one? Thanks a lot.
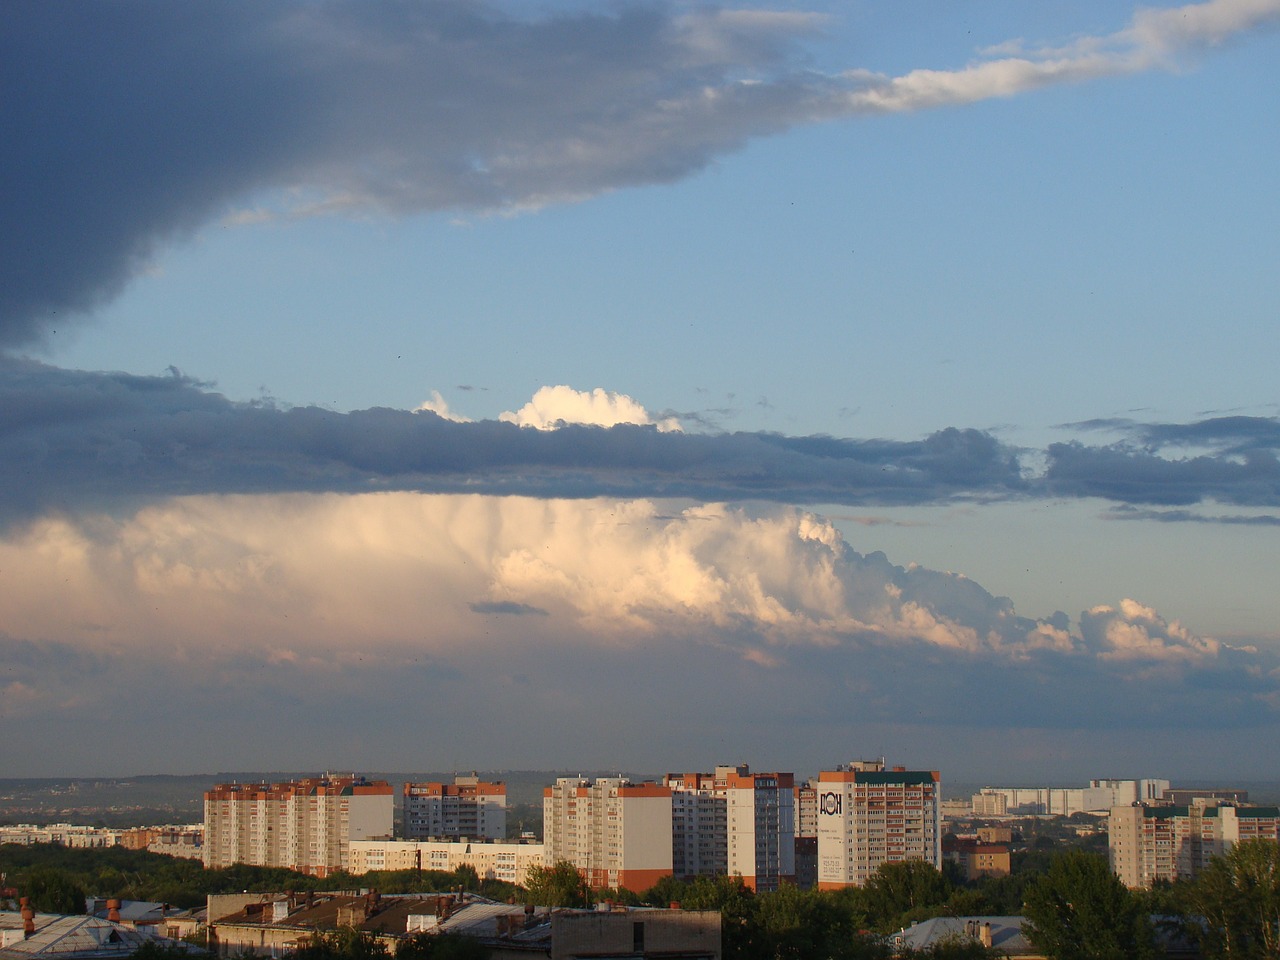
[0,825,121,848]
[348,839,544,885]
[207,893,720,960]
[944,839,1011,880]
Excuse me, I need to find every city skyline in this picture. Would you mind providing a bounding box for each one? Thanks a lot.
[2,0,1279,779]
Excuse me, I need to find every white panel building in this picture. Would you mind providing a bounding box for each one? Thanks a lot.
[816,760,941,889]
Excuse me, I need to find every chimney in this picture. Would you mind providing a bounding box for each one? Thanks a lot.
[669,902,681,911]
[980,922,992,948]
[107,900,122,923]
[21,899,35,938]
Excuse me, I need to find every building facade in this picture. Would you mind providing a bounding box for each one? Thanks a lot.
[543,777,673,892]
[203,775,394,876]
[402,775,506,841]
[348,838,544,885]
[815,760,941,889]
[1110,801,1280,888]
[664,766,795,892]
[972,779,1169,817]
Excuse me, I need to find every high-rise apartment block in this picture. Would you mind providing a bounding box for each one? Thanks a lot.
[543,777,673,892]
[1109,801,1280,888]
[203,775,394,877]
[402,775,506,840]
[815,759,941,889]
[665,765,795,891]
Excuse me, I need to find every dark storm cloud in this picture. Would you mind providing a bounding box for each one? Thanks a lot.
[0,359,1029,523]
[1,0,839,345]
[12,360,1280,522]
[469,601,549,616]
[1106,506,1280,526]
[1047,414,1280,506]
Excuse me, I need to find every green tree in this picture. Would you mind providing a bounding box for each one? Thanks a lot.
[1187,838,1280,960]
[292,928,388,960]
[1022,851,1154,960]
[862,860,953,932]
[395,932,490,960]
[22,867,87,914]
[522,861,591,908]
[743,884,887,960]
[452,865,480,893]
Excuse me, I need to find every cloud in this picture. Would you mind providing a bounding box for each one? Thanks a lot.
[12,361,1280,522]
[1080,598,1222,664]
[1106,506,1280,525]
[499,385,681,432]
[0,359,1027,524]
[469,600,548,616]
[4,0,1278,344]
[415,390,472,423]
[1047,415,1280,506]
[2,491,1275,773]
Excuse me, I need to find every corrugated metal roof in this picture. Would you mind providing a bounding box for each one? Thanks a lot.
[0,915,158,959]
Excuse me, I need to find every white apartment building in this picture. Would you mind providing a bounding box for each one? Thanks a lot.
[665,765,795,892]
[543,777,673,892]
[0,824,122,847]
[402,775,506,841]
[816,760,941,889]
[972,779,1170,817]
[1110,801,1280,888]
[203,775,394,877]
[347,838,544,885]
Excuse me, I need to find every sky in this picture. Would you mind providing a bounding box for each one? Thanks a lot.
[2,0,1280,783]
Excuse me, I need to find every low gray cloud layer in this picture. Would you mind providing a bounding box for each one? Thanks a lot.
[0,359,1028,523]
[6,359,1280,523]
[5,0,1278,345]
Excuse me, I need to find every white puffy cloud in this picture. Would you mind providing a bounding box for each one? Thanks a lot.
[0,491,1230,674]
[1081,598,1223,663]
[2,491,1276,774]
[415,390,472,423]
[499,385,682,432]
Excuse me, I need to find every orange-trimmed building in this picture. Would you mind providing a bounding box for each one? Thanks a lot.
[815,759,941,889]
[402,775,506,841]
[543,777,673,892]
[665,765,795,891]
[203,775,393,877]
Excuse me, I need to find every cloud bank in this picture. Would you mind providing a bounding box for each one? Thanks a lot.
[4,0,1278,344]
[3,492,1274,776]
[8,360,1280,525]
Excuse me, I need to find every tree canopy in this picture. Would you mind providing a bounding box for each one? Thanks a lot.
[1022,851,1155,960]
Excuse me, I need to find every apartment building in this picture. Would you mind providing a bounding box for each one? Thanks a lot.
[543,777,673,892]
[815,759,941,889]
[203,775,393,876]
[1110,801,1280,888]
[972,779,1169,817]
[348,838,544,885]
[666,773,726,881]
[402,775,506,841]
[664,765,795,892]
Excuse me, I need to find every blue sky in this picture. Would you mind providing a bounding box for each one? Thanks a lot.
[3,0,1280,781]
